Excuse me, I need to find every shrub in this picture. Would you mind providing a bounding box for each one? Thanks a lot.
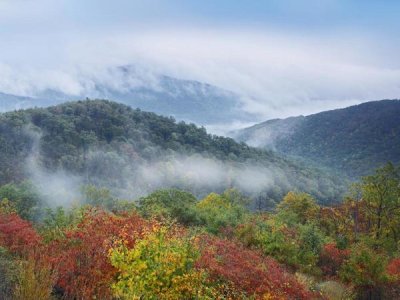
[196,235,312,299]
[109,225,214,299]
[46,208,152,299]
[319,242,350,276]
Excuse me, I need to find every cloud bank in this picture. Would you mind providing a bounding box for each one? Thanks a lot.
[1,1,399,122]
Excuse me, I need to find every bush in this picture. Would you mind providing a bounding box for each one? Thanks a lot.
[319,242,350,277]
[109,225,214,299]
[196,235,312,299]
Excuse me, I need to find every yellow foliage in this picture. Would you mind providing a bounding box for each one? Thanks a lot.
[109,226,215,299]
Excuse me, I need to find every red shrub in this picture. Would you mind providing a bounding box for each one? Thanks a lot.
[387,258,400,280]
[0,212,41,255]
[319,243,350,277]
[46,208,153,299]
[196,235,312,299]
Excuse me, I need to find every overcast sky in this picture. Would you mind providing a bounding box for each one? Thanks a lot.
[1,0,400,119]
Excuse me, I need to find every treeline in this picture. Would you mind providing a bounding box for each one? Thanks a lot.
[0,163,399,299]
[0,99,346,207]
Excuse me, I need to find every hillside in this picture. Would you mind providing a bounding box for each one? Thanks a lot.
[233,100,400,177]
[0,100,346,208]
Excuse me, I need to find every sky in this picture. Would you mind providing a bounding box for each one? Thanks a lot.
[1,0,400,120]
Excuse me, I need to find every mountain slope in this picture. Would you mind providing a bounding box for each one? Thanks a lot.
[0,100,346,208]
[233,100,400,177]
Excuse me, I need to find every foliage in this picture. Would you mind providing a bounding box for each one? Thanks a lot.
[13,255,55,300]
[318,242,350,277]
[277,191,319,224]
[387,258,400,281]
[358,162,400,246]
[196,235,312,299]
[138,188,198,225]
[46,208,152,299]
[0,212,41,256]
[0,182,41,221]
[109,225,214,299]
[39,205,86,242]
[195,189,248,234]
[0,247,18,300]
[340,243,389,294]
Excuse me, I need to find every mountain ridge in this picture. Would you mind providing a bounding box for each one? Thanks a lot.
[233,99,400,177]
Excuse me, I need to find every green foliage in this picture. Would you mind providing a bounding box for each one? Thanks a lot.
[0,182,41,221]
[360,163,400,244]
[39,205,87,242]
[340,243,389,294]
[256,218,301,268]
[195,189,248,234]
[277,191,319,224]
[0,99,347,206]
[138,189,198,225]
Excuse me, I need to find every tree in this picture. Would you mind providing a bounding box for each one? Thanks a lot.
[138,189,198,225]
[340,243,389,299]
[195,190,248,234]
[359,163,400,244]
[277,191,319,224]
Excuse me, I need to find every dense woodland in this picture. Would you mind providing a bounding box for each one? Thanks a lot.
[235,100,400,177]
[0,163,399,299]
[0,100,346,208]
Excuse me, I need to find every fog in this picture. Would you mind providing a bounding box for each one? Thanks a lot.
[23,129,287,208]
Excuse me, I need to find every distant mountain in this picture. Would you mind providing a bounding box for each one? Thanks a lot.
[232,100,400,177]
[0,92,58,112]
[0,100,347,208]
[0,66,253,125]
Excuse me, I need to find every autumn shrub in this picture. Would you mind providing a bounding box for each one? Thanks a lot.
[319,242,350,277]
[109,224,216,299]
[46,208,152,299]
[13,255,55,300]
[0,247,18,300]
[0,212,41,256]
[196,235,312,299]
[387,258,400,280]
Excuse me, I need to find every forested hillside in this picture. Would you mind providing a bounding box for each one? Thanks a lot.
[0,100,346,208]
[233,100,400,177]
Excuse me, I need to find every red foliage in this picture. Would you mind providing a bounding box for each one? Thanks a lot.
[387,258,400,280]
[319,243,350,277]
[0,212,41,255]
[46,208,153,299]
[196,235,312,299]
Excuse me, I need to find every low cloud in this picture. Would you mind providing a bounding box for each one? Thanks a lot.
[1,29,399,124]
